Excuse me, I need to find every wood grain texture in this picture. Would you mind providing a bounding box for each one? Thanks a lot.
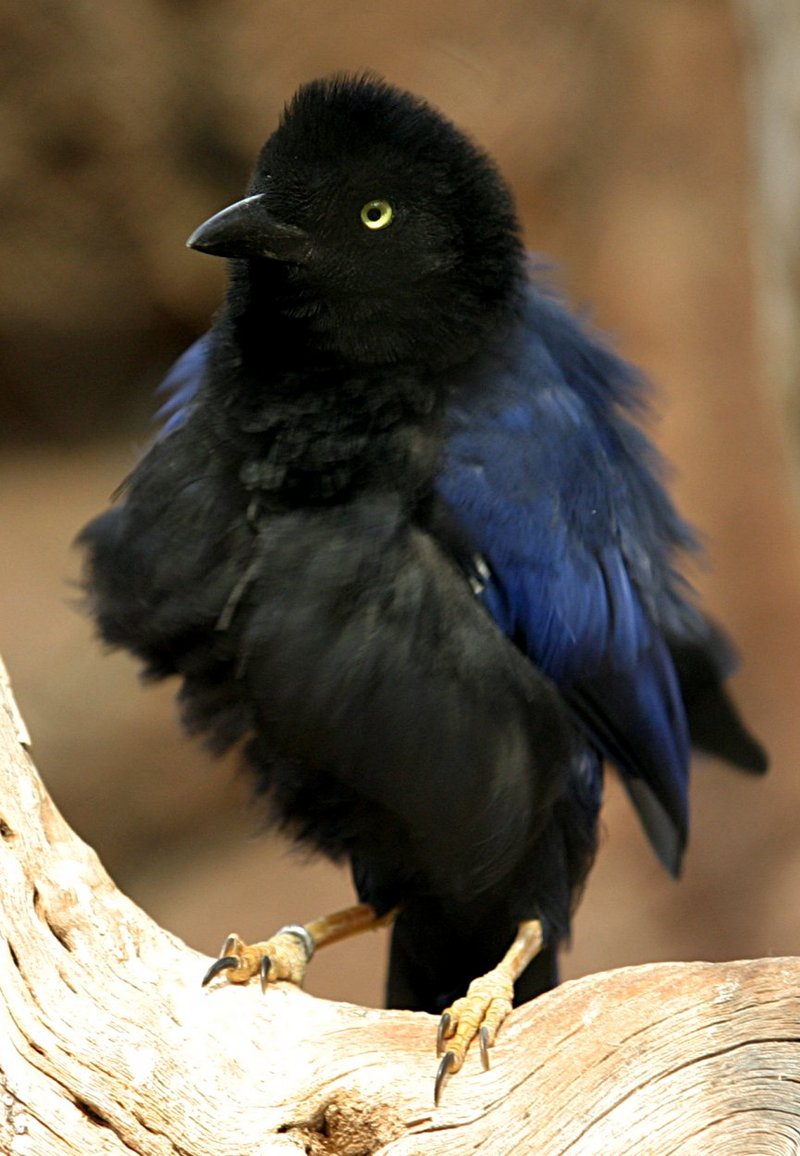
[0,657,797,1155]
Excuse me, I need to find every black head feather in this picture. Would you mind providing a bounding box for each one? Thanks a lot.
[198,75,525,369]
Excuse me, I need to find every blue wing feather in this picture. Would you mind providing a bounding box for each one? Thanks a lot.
[154,334,210,437]
[439,283,693,873]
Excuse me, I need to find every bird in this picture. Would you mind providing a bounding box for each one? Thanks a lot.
[78,74,767,1103]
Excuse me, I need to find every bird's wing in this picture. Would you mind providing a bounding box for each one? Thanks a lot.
[154,334,211,437]
[439,286,694,874]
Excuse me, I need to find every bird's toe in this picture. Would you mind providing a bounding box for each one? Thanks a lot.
[433,967,514,1103]
[200,930,308,989]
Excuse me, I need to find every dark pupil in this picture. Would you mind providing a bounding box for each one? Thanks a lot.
[367,207,381,220]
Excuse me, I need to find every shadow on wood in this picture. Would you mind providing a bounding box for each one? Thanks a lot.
[0,656,797,1155]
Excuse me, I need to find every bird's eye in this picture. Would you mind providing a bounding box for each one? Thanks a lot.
[360,200,393,230]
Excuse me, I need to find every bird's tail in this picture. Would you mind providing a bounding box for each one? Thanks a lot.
[669,622,768,775]
[385,899,558,1014]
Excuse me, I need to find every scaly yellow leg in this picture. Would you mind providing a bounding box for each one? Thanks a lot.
[201,902,397,991]
[434,918,545,1104]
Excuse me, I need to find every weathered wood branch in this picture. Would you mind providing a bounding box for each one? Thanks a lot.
[0,656,797,1155]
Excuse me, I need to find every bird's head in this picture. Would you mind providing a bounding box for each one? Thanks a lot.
[188,75,525,369]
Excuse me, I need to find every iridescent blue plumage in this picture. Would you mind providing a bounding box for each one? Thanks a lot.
[155,334,210,437]
[440,285,695,873]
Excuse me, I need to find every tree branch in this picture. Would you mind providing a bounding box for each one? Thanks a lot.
[0,655,797,1155]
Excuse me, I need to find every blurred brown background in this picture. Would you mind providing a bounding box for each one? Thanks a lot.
[2,0,799,1007]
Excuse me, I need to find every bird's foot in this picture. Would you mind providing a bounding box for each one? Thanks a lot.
[201,924,314,991]
[199,905,394,993]
[434,966,514,1103]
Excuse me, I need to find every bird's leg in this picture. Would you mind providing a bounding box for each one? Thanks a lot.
[435,918,544,1104]
[201,902,397,991]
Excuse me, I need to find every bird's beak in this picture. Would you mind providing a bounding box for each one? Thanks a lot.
[186,193,310,262]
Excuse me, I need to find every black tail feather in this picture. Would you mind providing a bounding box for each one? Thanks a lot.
[669,623,768,775]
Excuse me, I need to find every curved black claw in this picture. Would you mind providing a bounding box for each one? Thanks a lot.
[479,1025,491,1070]
[434,1050,456,1106]
[201,955,239,987]
[436,1011,451,1056]
[259,954,272,994]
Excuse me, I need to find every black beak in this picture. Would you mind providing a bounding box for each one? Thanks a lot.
[186,193,310,262]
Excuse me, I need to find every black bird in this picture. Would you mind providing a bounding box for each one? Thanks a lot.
[79,75,767,1101]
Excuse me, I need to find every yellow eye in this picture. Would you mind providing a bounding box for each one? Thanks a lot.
[360,200,393,230]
